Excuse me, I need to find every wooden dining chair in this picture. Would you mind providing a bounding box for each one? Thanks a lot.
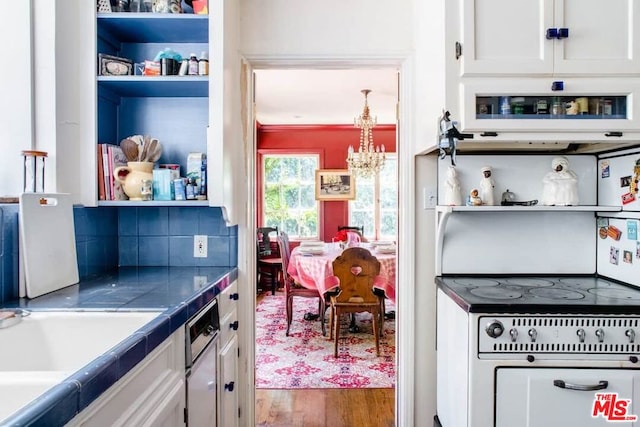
[257,226,282,295]
[329,247,384,357]
[278,231,325,336]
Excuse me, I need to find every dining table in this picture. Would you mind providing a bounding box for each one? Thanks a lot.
[287,243,396,305]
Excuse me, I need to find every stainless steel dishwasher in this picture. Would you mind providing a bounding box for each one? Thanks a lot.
[185,298,220,426]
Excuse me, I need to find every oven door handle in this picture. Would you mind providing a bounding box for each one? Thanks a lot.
[553,379,609,391]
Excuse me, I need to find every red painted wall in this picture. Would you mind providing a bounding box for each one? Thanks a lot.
[257,124,397,241]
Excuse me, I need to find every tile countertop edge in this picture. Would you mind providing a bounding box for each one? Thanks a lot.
[2,267,238,426]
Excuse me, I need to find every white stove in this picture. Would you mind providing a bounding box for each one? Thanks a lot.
[435,276,640,427]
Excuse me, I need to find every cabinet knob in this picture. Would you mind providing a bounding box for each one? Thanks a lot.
[546,28,558,39]
[230,320,239,331]
[551,81,564,91]
[230,293,239,301]
[546,28,569,39]
[225,381,235,392]
[605,131,623,137]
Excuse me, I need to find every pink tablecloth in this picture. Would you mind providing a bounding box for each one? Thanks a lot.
[287,245,396,304]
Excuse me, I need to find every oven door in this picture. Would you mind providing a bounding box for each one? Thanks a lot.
[496,368,640,426]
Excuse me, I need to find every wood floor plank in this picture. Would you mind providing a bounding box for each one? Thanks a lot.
[256,388,394,427]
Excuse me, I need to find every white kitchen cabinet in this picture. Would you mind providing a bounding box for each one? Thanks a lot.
[67,328,186,426]
[459,0,640,76]
[218,334,239,427]
[217,280,239,427]
[459,78,640,135]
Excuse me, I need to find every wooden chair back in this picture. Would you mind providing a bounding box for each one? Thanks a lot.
[331,247,380,305]
[257,226,279,258]
[277,231,292,288]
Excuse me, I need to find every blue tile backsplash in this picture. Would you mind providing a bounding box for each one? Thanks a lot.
[0,204,237,305]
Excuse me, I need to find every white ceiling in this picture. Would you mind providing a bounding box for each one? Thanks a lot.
[254,69,398,125]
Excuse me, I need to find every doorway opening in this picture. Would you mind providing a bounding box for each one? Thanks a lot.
[252,67,399,425]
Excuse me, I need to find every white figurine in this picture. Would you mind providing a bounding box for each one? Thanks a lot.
[541,156,579,206]
[443,165,462,206]
[466,188,482,206]
[478,166,495,205]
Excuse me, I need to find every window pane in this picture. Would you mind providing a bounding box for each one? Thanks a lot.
[349,155,397,240]
[263,154,319,239]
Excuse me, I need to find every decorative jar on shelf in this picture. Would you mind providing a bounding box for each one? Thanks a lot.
[114,161,154,201]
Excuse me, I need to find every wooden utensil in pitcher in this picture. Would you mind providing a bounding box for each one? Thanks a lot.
[120,139,139,162]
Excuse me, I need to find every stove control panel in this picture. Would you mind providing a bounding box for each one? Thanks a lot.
[478,315,640,357]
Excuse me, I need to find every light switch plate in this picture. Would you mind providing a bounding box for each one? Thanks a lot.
[194,235,208,258]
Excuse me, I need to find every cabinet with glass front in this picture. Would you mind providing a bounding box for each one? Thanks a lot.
[459,79,640,133]
[475,95,627,120]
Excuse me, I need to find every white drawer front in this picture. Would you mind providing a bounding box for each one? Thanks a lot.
[496,368,640,426]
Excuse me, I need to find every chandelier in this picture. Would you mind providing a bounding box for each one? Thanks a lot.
[346,89,386,178]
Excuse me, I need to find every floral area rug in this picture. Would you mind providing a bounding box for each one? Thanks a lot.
[255,293,396,389]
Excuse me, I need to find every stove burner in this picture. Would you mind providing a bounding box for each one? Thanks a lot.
[469,287,522,299]
[505,278,554,287]
[558,278,593,286]
[588,288,640,300]
[454,278,500,287]
[528,288,585,300]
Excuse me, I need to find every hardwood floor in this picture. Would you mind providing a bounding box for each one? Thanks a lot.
[255,388,395,427]
[255,291,395,426]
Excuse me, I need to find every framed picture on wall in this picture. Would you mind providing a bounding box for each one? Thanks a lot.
[315,169,356,201]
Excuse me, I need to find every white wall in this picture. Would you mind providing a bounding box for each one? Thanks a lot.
[239,2,434,425]
[239,0,414,57]
[0,1,33,197]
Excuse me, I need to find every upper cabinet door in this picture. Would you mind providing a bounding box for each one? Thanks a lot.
[459,0,640,76]
[459,0,554,76]
[553,0,640,75]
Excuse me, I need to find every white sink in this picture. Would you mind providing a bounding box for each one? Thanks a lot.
[0,311,160,372]
[0,371,69,420]
[0,311,161,421]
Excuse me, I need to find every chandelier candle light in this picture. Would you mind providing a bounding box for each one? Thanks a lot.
[347,89,386,178]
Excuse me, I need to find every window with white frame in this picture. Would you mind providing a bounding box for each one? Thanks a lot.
[349,155,398,241]
[262,154,319,239]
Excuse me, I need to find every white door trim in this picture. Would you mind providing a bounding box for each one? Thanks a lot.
[243,54,417,427]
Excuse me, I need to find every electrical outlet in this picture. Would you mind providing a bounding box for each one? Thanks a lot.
[194,235,208,258]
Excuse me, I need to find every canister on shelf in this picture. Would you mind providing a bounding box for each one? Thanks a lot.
[198,51,209,76]
[140,179,153,201]
[499,96,511,115]
[576,97,589,114]
[21,150,47,193]
[174,178,186,200]
[511,97,525,115]
[535,99,548,114]
[188,54,199,75]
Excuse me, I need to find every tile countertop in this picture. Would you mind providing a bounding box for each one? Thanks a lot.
[0,266,238,426]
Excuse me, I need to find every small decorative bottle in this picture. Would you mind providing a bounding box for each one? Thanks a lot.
[197,159,207,200]
[188,53,199,76]
[198,51,209,76]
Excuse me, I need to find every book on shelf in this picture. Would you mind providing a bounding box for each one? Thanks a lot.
[108,145,128,200]
[97,143,129,201]
[97,145,105,200]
